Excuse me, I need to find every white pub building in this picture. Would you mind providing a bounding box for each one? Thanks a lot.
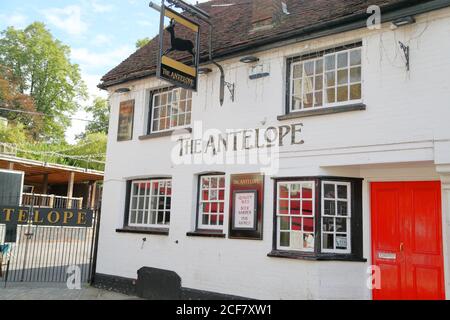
[95,0,450,300]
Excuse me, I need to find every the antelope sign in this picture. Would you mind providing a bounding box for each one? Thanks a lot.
[0,206,93,227]
[158,5,200,91]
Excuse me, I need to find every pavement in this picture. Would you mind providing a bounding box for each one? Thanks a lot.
[0,282,140,300]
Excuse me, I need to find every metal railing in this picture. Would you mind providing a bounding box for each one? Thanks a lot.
[0,142,17,156]
[22,193,83,209]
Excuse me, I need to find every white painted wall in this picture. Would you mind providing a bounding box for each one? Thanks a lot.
[97,8,450,299]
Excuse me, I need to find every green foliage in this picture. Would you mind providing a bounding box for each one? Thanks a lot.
[0,22,87,142]
[0,122,27,144]
[83,97,110,136]
[136,37,150,49]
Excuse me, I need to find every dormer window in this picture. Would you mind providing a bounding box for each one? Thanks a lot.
[287,43,362,114]
[148,87,192,134]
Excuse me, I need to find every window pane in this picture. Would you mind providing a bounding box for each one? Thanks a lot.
[324,184,335,198]
[337,52,348,68]
[304,61,314,76]
[291,217,302,231]
[280,232,290,247]
[304,93,313,108]
[336,218,347,232]
[315,59,323,74]
[129,211,136,224]
[314,92,323,107]
[302,185,313,199]
[337,185,348,199]
[280,217,290,231]
[350,67,361,83]
[350,84,361,100]
[303,218,314,232]
[302,200,313,216]
[336,234,348,250]
[324,200,336,216]
[304,77,314,93]
[337,69,348,85]
[337,201,348,216]
[325,72,335,87]
[315,75,323,90]
[325,88,336,103]
[290,200,300,215]
[293,63,303,78]
[219,177,225,188]
[279,184,289,198]
[303,233,315,250]
[202,214,209,225]
[323,233,334,250]
[290,184,300,198]
[350,49,361,66]
[293,79,302,95]
[291,232,302,250]
[279,200,289,214]
[323,217,335,231]
[325,55,335,71]
[337,86,348,102]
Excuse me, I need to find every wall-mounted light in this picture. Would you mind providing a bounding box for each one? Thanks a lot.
[198,67,212,75]
[115,87,131,93]
[392,16,416,27]
[240,56,259,64]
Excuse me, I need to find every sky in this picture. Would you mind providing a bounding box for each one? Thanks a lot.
[0,0,204,143]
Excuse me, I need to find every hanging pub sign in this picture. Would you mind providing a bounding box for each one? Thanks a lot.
[157,4,200,91]
[229,173,264,240]
[0,206,93,227]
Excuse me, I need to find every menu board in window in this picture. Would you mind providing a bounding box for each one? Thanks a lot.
[117,100,135,141]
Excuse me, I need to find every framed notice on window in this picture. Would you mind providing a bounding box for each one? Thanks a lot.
[117,100,134,141]
[229,173,264,240]
[232,191,257,231]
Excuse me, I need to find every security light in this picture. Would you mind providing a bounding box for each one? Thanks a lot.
[198,67,212,74]
[115,88,131,93]
[240,56,260,64]
[392,16,416,27]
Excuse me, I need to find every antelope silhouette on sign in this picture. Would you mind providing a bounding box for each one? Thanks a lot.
[164,19,195,61]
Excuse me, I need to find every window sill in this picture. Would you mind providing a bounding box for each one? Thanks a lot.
[267,250,367,262]
[116,227,169,236]
[186,230,226,238]
[139,127,192,140]
[277,103,366,121]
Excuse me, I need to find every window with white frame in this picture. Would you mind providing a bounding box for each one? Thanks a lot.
[197,175,225,230]
[276,181,315,252]
[322,181,351,254]
[274,178,363,260]
[128,179,172,228]
[149,87,192,133]
[289,45,362,112]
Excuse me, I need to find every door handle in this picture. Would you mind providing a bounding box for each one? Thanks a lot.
[400,242,404,252]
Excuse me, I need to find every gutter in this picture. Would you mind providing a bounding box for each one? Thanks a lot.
[99,0,450,90]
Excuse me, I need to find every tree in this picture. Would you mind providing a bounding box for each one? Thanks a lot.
[84,97,110,135]
[0,64,43,137]
[136,37,150,49]
[0,22,87,142]
[67,133,107,171]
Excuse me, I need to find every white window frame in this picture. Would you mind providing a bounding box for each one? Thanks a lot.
[276,181,315,252]
[150,87,192,134]
[289,46,362,112]
[197,175,226,231]
[128,179,171,228]
[321,181,351,254]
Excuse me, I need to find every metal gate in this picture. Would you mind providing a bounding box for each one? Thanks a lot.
[0,195,101,285]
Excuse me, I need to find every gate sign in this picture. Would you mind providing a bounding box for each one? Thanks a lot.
[0,206,93,227]
[158,5,200,91]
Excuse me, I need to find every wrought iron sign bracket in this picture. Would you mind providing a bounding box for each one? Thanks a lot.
[150,0,235,106]
[399,41,410,71]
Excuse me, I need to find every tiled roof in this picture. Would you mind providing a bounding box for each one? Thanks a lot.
[99,0,432,88]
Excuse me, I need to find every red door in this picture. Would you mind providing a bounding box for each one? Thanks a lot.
[371,181,445,300]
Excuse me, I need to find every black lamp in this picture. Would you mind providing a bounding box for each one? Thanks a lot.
[392,16,416,27]
[115,87,131,93]
[240,56,259,64]
[198,67,212,74]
